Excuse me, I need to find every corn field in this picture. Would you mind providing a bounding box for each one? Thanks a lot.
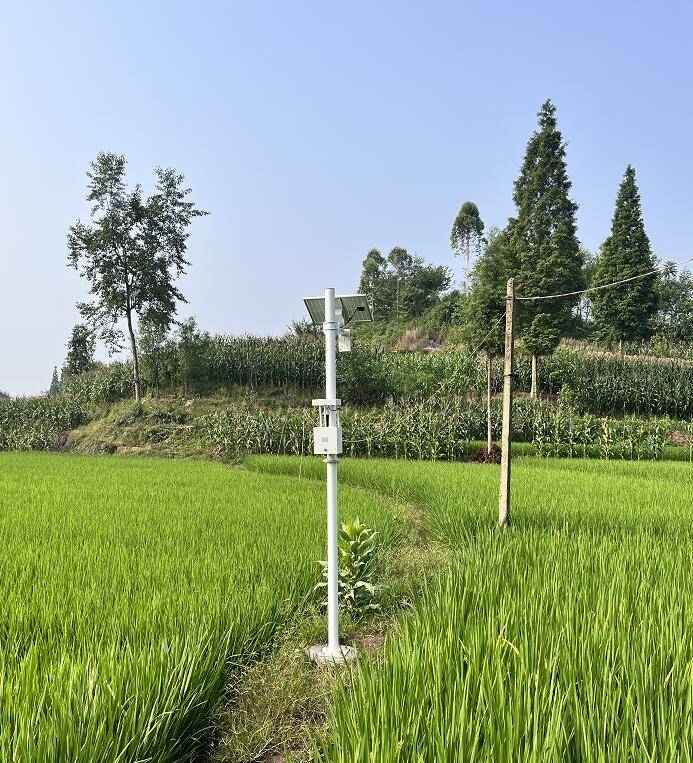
[59,335,693,419]
[0,397,86,451]
[203,398,693,462]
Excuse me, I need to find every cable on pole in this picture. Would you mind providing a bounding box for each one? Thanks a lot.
[469,311,507,356]
[515,257,693,302]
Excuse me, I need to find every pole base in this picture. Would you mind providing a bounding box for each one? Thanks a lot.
[307,644,356,665]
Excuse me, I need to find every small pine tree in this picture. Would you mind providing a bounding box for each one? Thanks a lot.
[49,367,61,396]
[461,228,510,450]
[64,323,95,377]
[510,100,583,396]
[590,165,658,343]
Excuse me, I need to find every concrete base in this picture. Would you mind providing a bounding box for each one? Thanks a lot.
[307,644,357,665]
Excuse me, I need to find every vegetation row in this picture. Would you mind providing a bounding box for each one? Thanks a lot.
[54,335,693,418]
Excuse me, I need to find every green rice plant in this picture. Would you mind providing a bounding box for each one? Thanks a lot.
[0,453,395,761]
[251,456,693,762]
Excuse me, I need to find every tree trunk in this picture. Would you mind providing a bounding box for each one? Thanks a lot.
[126,309,141,401]
[530,353,538,399]
[486,351,493,452]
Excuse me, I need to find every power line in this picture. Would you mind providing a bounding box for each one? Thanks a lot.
[469,311,507,355]
[515,257,693,302]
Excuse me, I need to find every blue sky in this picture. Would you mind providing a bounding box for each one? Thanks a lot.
[2,0,692,395]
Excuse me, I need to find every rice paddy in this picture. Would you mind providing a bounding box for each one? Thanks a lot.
[252,456,693,761]
[2,452,692,760]
[0,452,395,761]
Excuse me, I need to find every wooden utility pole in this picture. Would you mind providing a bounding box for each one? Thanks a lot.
[498,278,515,528]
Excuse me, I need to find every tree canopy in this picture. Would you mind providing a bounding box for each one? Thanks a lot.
[49,367,61,396]
[510,100,583,357]
[461,228,510,356]
[451,201,485,291]
[358,247,450,321]
[63,323,95,377]
[590,165,658,342]
[652,266,693,342]
[67,152,207,399]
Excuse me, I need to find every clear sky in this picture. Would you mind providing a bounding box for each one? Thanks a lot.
[2,0,692,396]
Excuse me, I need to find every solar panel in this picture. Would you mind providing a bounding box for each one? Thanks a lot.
[303,294,373,325]
[303,297,326,325]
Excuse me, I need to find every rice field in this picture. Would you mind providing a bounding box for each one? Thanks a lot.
[0,453,395,762]
[3,451,693,761]
[250,456,693,762]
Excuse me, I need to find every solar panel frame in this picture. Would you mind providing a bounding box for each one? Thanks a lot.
[303,294,373,325]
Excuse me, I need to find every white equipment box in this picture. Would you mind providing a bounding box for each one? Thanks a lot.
[313,426,343,455]
[338,328,351,352]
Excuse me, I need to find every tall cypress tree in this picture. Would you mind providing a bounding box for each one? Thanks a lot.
[510,100,583,396]
[590,165,658,342]
[64,323,96,377]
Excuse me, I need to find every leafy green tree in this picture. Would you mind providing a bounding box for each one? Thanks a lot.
[288,317,321,337]
[49,367,61,396]
[654,266,693,342]
[358,247,450,321]
[67,152,207,400]
[138,318,171,393]
[510,100,583,396]
[590,165,658,343]
[461,228,511,449]
[358,249,390,320]
[177,317,207,395]
[63,324,95,378]
[0,389,10,400]
[450,201,485,292]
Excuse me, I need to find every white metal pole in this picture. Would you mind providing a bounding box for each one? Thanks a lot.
[323,287,340,654]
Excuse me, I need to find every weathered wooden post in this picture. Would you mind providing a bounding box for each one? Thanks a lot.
[498,278,515,528]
